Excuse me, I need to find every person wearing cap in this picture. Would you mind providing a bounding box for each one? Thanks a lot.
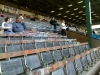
[12,15,26,33]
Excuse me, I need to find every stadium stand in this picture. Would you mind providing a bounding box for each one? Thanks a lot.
[0,13,99,75]
[0,0,100,75]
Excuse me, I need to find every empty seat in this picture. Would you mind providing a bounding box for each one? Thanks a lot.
[94,51,99,60]
[73,40,77,44]
[35,42,45,48]
[0,46,5,53]
[41,51,53,65]
[53,42,60,46]
[87,54,93,67]
[52,67,65,75]
[69,47,75,56]
[81,56,88,71]
[25,54,41,70]
[75,59,83,75]
[23,43,34,50]
[66,62,76,75]
[6,45,21,52]
[23,37,32,40]
[0,38,7,40]
[86,44,89,50]
[74,46,80,54]
[46,42,53,47]
[91,52,96,64]
[62,48,70,58]
[95,50,100,59]
[65,41,69,45]
[10,37,21,40]
[79,45,84,53]
[0,58,24,75]
[53,50,63,61]
[59,41,65,46]
[33,37,42,39]
[82,45,86,51]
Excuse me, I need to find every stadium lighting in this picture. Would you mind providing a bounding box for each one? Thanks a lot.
[78,1,83,4]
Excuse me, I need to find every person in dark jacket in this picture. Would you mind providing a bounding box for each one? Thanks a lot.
[12,16,26,33]
[50,17,57,32]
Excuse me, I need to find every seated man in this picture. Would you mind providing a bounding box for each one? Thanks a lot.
[12,16,26,33]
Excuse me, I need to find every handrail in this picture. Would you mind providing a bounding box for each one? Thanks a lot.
[0,39,78,44]
[0,43,88,59]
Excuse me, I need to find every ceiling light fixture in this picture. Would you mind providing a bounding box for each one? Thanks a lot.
[79,11,83,13]
[82,19,85,20]
[79,17,82,19]
[69,17,72,19]
[95,16,99,17]
[64,16,67,17]
[71,13,74,15]
[78,1,83,4]
[58,13,61,15]
[73,19,76,20]
[68,4,73,7]
[93,14,97,15]
[91,11,94,13]
[59,7,63,10]
[83,6,86,8]
[74,8,78,10]
[76,16,79,17]
[66,11,69,13]
[83,14,86,15]
[51,11,55,13]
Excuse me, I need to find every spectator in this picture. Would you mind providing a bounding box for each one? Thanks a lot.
[1,17,14,34]
[61,20,67,36]
[50,17,57,32]
[0,12,5,18]
[12,16,26,33]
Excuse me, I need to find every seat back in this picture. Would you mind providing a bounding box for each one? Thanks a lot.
[6,45,21,52]
[59,41,65,46]
[53,42,60,46]
[74,46,80,54]
[87,54,93,66]
[46,42,53,47]
[35,40,45,48]
[66,62,76,75]
[23,43,35,50]
[25,54,41,70]
[69,47,75,56]
[53,50,63,61]
[41,51,53,65]
[1,58,24,75]
[52,67,65,75]
[75,59,83,74]
[81,56,88,70]
[62,48,69,58]
[91,52,96,64]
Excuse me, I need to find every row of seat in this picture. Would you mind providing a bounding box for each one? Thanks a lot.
[0,33,67,40]
[0,39,81,53]
[0,41,89,75]
[34,47,100,75]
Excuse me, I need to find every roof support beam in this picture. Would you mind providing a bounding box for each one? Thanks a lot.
[85,0,93,48]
